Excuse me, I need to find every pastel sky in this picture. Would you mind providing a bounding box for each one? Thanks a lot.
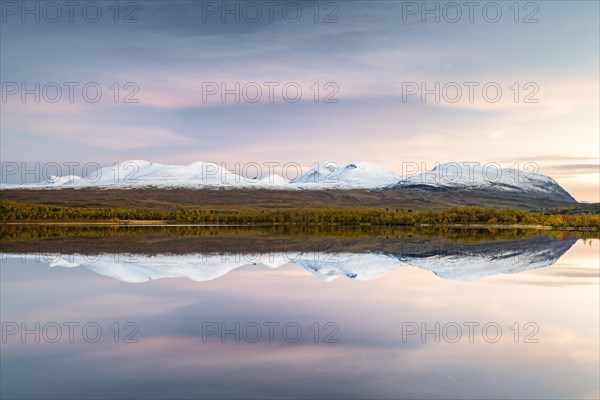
[1,1,598,200]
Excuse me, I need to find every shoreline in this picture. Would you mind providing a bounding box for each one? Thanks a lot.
[2,221,598,231]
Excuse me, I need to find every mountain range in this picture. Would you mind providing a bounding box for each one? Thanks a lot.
[1,160,577,203]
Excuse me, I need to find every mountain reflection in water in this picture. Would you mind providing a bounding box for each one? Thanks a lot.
[1,226,584,282]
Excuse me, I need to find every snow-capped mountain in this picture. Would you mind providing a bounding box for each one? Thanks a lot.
[395,162,576,202]
[45,161,255,188]
[1,160,401,190]
[290,161,401,188]
[0,160,576,202]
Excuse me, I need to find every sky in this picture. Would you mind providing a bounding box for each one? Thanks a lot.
[1,0,599,200]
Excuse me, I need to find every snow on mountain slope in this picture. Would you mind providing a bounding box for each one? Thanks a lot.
[0,160,575,201]
[71,161,247,188]
[258,174,290,186]
[46,175,82,186]
[290,161,400,188]
[397,162,575,201]
[1,161,254,189]
[0,160,400,189]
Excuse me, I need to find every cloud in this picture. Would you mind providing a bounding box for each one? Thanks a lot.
[1,1,598,199]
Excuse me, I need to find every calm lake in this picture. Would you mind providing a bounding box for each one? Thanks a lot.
[1,226,598,399]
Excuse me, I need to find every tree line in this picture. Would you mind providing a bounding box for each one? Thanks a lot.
[1,201,599,230]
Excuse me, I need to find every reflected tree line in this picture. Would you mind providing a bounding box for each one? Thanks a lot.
[1,222,597,244]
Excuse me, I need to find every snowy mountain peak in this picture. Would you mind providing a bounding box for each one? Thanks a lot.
[0,159,576,202]
[291,161,400,188]
[397,161,575,202]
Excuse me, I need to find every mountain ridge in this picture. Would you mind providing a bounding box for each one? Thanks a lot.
[1,160,577,203]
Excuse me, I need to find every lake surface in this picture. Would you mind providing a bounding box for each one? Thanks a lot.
[1,227,598,399]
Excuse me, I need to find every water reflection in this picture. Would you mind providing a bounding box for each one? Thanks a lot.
[1,227,598,399]
[1,226,586,282]
[2,234,578,282]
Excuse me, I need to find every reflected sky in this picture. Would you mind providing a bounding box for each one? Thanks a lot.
[1,239,598,399]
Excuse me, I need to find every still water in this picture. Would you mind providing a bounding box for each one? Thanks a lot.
[1,227,598,399]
